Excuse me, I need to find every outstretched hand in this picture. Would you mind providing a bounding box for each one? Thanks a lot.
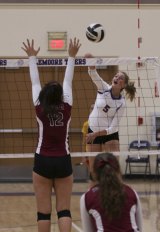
[84,53,95,70]
[84,53,94,58]
[21,39,40,57]
[68,38,81,58]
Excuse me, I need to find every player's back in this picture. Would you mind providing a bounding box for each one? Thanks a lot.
[35,102,71,157]
[85,184,139,232]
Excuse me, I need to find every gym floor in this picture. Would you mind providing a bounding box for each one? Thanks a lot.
[0,178,159,232]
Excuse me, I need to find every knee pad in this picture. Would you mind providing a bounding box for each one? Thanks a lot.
[57,209,71,219]
[37,212,51,221]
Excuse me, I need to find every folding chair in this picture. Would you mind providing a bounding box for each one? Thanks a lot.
[155,155,160,177]
[125,140,151,177]
[155,144,160,178]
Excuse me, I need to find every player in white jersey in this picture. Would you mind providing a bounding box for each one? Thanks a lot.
[84,53,136,183]
[22,38,81,232]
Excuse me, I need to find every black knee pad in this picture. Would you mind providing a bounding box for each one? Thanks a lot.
[57,209,71,219]
[37,212,51,221]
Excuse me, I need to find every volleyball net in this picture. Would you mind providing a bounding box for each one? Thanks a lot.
[0,56,160,159]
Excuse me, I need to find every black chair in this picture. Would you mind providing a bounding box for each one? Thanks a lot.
[125,140,151,177]
[155,144,160,178]
[155,155,160,177]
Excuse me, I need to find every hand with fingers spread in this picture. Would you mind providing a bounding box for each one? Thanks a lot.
[21,39,40,57]
[68,37,81,58]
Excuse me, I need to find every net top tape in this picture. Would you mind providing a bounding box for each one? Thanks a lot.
[0,150,160,158]
[0,57,159,68]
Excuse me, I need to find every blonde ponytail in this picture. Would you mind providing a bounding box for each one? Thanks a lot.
[121,72,136,102]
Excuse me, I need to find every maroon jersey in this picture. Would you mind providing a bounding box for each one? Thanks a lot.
[85,184,141,232]
[35,103,71,157]
[29,56,75,157]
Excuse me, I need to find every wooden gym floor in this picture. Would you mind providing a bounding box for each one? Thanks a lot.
[0,179,160,232]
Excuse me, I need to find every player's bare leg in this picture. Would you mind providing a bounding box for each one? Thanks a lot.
[54,175,73,232]
[33,172,53,232]
[103,140,120,160]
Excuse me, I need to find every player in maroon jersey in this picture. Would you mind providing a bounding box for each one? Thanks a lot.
[80,152,143,232]
[22,38,81,232]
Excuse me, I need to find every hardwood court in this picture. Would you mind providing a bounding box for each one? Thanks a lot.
[0,179,160,232]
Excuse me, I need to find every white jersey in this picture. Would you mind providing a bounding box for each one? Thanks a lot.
[88,69,126,135]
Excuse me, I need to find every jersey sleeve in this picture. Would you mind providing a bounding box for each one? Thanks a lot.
[63,57,75,106]
[29,56,41,106]
[80,194,95,232]
[107,102,125,135]
[88,68,110,92]
[134,191,143,232]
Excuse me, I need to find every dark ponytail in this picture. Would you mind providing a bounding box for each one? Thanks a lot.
[38,81,63,114]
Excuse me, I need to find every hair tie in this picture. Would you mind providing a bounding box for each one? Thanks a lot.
[107,158,118,170]
[97,158,118,170]
[97,160,109,168]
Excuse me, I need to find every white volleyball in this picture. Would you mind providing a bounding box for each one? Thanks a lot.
[86,23,105,43]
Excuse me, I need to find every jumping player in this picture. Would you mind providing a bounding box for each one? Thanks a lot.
[80,152,143,232]
[21,38,81,232]
[84,53,136,183]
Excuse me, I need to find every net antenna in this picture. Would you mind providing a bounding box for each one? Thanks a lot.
[136,0,143,155]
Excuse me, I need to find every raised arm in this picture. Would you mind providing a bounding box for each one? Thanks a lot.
[21,39,41,105]
[63,38,81,105]
[85,53,110,92]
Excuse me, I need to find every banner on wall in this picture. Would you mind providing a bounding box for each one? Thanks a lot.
[0,57,158,67]
[0,0,159,3]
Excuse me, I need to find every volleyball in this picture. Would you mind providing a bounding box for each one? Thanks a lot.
[86,23,105,43]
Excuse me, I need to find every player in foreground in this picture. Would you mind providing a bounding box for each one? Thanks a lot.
[80,152,143,232]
